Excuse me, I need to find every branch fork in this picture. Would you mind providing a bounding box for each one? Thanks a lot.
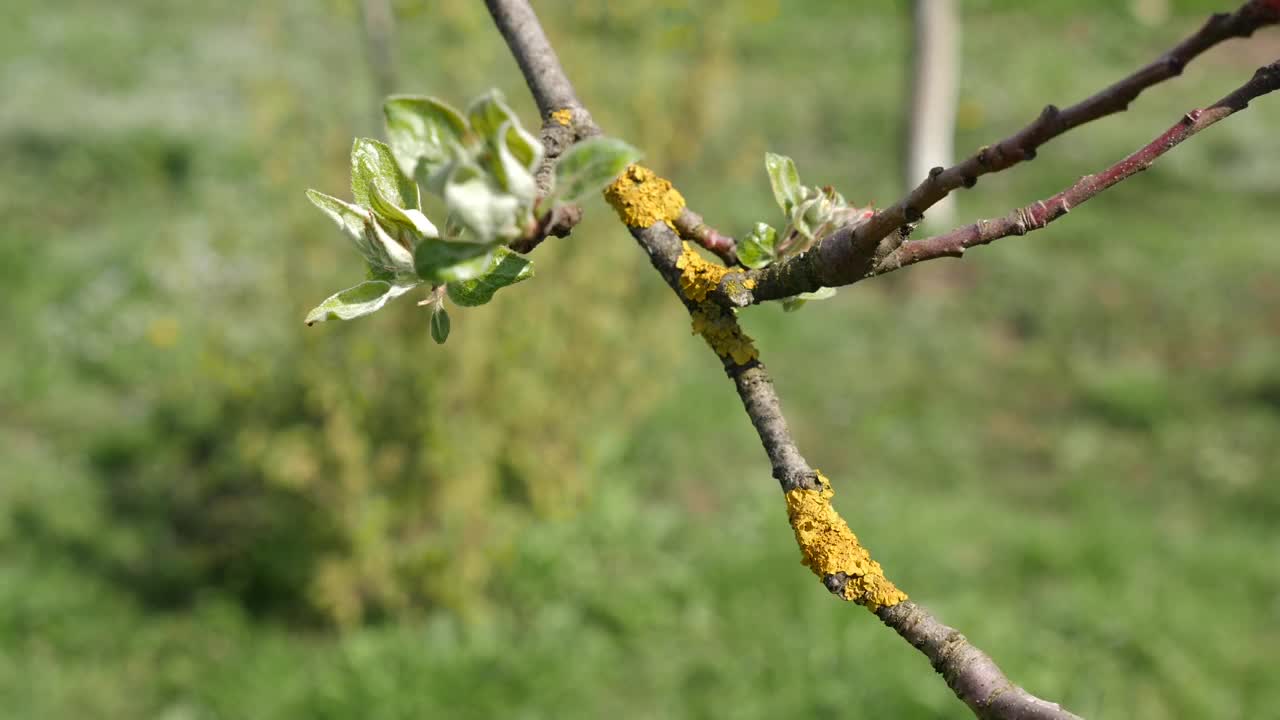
[481,1,1280,717]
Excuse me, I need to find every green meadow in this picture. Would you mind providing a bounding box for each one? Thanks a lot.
[2,2,1277,717]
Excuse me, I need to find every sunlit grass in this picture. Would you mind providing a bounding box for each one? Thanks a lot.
[1,1,1278,718]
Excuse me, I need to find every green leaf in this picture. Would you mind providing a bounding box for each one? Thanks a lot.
[550,137,641,205]
[351,138,420,221]
[365,214,417,276]
[304,280,417,326]
[383,95,470,189]
[306,190,379,264]
[442,162,520,243]
[466,90,521,142]
[487,121,538,206]
[446,248,534,307]
[371,198,438,240]
[502,119,543,173]
[765,153,803,216]
[430,306,451,344]
[798,286,837,301]
[790,196,820,242]
[779,286,836,313]
[414,238,496,284]
[737,222,778,270]
[801,191,833,228]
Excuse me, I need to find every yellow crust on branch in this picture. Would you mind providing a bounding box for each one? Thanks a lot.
[603,165,685,229]
[676,242,758,365]
[785,472,907,611]
[550,108,573,127]
[675,241,729,302]
[690,301,758,366]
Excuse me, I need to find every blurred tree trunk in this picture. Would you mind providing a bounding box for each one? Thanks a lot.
[905,0,960,229]
[361,0,398,134]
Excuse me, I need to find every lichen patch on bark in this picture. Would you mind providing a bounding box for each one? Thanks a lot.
[550,108,573,126]
[675,242,758,365]
[785,472,907,611]
[675,241,729,302]
[603,165,685,229]
[690,301,758,366]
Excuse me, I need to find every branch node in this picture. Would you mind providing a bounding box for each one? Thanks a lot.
[961,175,978,189]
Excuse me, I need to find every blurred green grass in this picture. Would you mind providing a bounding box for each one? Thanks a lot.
[2,1,1279,718]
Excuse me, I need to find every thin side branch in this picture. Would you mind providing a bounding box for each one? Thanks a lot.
[673,208,739,266]
[746,0,1280,303]
[876,60,1280,274]
[485,1,1081,717]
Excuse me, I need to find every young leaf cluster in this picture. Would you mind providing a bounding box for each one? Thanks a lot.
[738,153,874,311]
[304,89,638,340]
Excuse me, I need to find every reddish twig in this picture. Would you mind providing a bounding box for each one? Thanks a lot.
[876,60,1280,274]
[673,208,738,266]
[746,0,1280,304]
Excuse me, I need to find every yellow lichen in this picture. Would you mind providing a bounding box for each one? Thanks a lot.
[675,242,758,365]
[603,164,685,229]
[785,472,908,611]
[675,241,729,302]
[550,108,573,127]
[690,301,758,366]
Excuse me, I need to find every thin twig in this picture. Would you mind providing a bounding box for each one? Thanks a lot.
[876,60,1280,274]
[673,208,738,266]
[746,0,1280,304]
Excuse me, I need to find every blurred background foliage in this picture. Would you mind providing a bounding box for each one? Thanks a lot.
[1,0,1278,718]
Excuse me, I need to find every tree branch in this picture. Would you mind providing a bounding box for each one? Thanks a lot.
[878,602,1081,720]
[746,0,1280,304]
[673,208,739,266]
[875,59,1280,275]
[484,1,1082,717]
[483,0,581,116]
